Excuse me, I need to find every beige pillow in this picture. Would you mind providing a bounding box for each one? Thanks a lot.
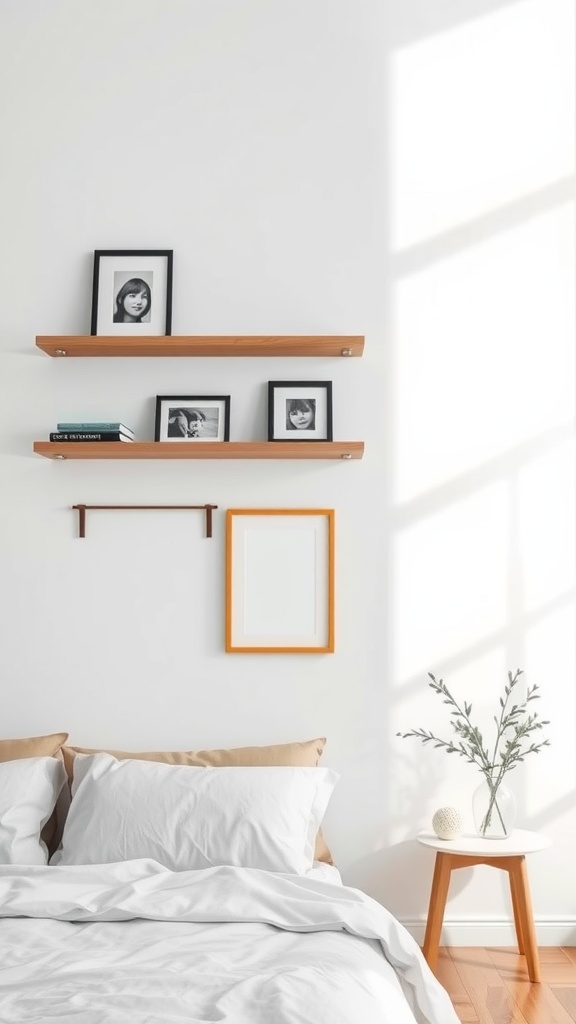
[0,733,68,762]
[63,737,334,864]
[0,733,69,850]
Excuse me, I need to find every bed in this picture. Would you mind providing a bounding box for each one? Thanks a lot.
[0,733,460,1024]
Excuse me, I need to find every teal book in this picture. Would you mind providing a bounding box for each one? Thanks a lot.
[57,422,134,437]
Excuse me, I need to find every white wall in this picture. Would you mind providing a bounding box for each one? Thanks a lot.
[1,0,574,945]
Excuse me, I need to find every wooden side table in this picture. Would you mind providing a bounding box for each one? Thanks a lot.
[417,829,551,983]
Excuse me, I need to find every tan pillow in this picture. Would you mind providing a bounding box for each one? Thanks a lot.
[63,737,334,864]
[0,733,68,762]
[0,733,69,851]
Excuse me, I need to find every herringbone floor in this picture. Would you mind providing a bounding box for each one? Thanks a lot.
[437,947,576,1023]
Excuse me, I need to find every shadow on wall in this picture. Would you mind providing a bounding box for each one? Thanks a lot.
[343,840,475,921]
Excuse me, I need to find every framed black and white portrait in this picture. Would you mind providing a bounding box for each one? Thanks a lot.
[267,381,333,442]
[90,250,173,336]
[155,395,231,442]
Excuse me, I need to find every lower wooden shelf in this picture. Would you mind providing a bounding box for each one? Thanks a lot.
[33,441,364,461]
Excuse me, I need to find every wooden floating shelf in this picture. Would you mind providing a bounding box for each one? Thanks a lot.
[33,441,365,461]
[35,335,364,358]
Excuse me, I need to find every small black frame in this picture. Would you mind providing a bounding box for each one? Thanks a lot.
[90,249,173,336]
[267,380,333,441]
[155,395,231,442]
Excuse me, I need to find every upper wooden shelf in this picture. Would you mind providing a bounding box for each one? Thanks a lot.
[33,441,364,461]
[35,335,364,358]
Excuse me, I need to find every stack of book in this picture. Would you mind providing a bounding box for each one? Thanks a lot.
[49,422,135,442]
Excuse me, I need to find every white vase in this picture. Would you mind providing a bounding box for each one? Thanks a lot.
[472,774,516,839]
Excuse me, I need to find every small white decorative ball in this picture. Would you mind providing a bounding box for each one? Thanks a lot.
[432,806,464,841]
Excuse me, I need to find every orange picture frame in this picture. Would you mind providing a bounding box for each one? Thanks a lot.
[226,509,335,653]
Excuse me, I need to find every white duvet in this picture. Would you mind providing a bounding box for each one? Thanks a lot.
[0,860,459,1024]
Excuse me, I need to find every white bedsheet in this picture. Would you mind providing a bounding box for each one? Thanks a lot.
[0,861,459,1024]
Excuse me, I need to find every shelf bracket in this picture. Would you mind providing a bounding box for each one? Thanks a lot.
[72,504,218,539]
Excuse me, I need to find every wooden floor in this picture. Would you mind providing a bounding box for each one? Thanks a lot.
[437,947,576,1023]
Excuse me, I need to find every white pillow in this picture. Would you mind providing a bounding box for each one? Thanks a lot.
[52,753,338,874]
[0,756,66,864]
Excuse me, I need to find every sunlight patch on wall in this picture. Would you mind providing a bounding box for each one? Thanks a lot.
[390,0,575,250]
[394,204,575,505]
[393,486,508,681]
[517,439,576,612]
[524,603,576,811]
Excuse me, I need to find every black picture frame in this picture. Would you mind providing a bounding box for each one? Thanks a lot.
[155,395,231,442]
[90,249,173,336]
[267,381,333,441]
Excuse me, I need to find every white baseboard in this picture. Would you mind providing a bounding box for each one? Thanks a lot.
[402,918,576,947]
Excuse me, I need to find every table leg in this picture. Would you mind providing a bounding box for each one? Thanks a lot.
[509,855,540,983]
[508,860,525,955]
[422,852,453,972]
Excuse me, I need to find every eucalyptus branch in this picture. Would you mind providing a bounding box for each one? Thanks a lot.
[396,669,550,836]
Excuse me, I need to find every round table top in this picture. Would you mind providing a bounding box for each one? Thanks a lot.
[416,828,551,857]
